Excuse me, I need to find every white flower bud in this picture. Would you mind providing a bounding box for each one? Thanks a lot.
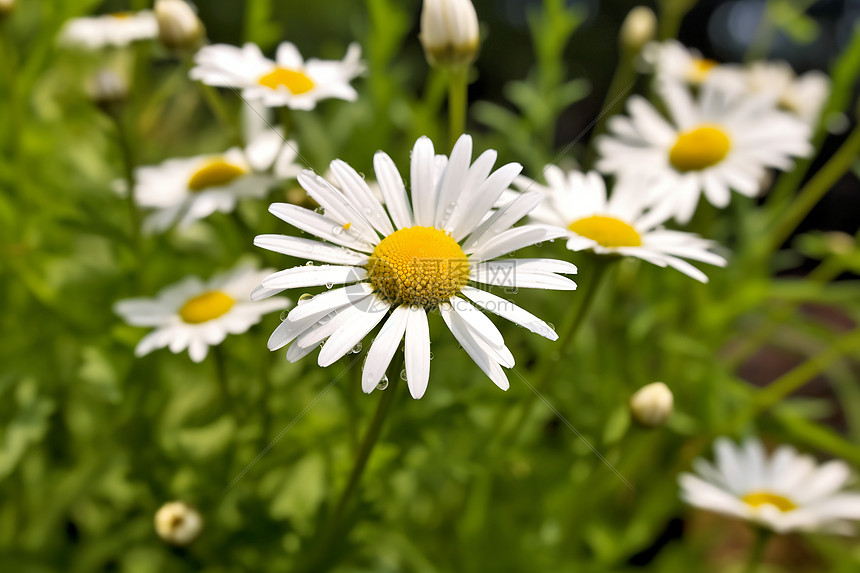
[155,0,204,52]
[420,0,480,68]
[89,68,129,108]
[629,382,673,428]
[0,0,15,17]
[154,501,203,546]
[620,6,656,53]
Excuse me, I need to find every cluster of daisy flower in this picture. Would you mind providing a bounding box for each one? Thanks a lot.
[51,0,860,557]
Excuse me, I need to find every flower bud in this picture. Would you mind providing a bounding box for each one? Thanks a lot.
[155,0,204,52]
[620,6,656,53]
[0,0,15,18]
[420,0,480,69]
[89,68,129,110]
[629,382,673,428]
[154,501,203,546]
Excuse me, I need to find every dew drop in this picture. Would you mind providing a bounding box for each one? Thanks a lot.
[325,282,333,289]
[535,242,543,247]
[548,322,555,331]
[298,293,314,305]
[279,311,288,321]
[351,342,363,354]
[314,206,325,215]
[332,226,344,236]
[376,375,389,390]
[400,369,408,381]
[429,352,434,360]
[358,172,366,180]
[305,261,314,266]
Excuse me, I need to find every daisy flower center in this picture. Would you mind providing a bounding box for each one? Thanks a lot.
[568,215,642,248]
[187,159,247,192]
[258,67,315,95]
[109,12,135,19]
[687,58,718,83]
[367,226,469,308]
[741,491,797,512]
[179,291,235,324]
[669,125,731,173]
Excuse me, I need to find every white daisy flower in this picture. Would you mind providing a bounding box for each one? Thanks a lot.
[134,129,302,233]
[596,81,812,224]
[253,135,577,399]
[641,40,741,87]
[115,263,289,363]
[513,169,727,282]
[189,41,364,110]
[743,61,830,126]
[680,437,860,534]
[59,11,158,50]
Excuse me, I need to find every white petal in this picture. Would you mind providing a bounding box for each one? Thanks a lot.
[404,306,431,399]
[361,305,409,393]
[468,225,567,262]
[297,170,379,244]
[440,303,509,390]
[461,191,543,252]
[330,159,395,236]
[269,202,373,252]
[254,234,369,265]
[460,286,557,340]
[261,265,367,290]
[434,135,473,227]
[410,137,437,227]
[452,162,523,241]
[318,296,390,367]
[374,151,413,230]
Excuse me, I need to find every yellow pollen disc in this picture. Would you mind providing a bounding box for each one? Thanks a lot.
[343,222,352,230]
[568,215,642,248]
[179,291,235,324]
[687,58,718,83]
[669,124,731,173]
[258,67,315,95]
[742,491,797,512]
[187,159,247,192]
[367,226,470,307]
[110,12,135,19]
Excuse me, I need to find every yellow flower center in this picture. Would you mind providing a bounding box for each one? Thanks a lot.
[687,58,718,83]
[258,67,315,95]
[742,491,797,512]
[187,159,247,192]
[568,215,642,248]
[367,226,470,308]
[110,12,135,19]
[179,291,235,324]
[669,124,731,172]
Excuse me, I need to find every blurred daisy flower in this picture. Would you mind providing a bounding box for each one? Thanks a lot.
[154,501,202,546]
[680,437,860,534]
[59,11,158,50]
[513,169,726,282]
[115,263,289,363]
[253,135,577,399]
[190,42,364,110]
[742,61,830,127]
[597,82,812,224]
[133,129,302,233]
[641,40,739,87]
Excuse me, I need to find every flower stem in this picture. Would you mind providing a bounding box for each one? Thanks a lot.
[212,345,232,406]
[110,112,142,255]
[743,527,771,573]
[305,370,399,571]
[761,123,860,256]
[447,65,469,151]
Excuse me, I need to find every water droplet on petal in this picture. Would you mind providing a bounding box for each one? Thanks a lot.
[376,375,389,390]
[358,172,366,180]
[332,226,344,236]
[279,311,288,321]
[400,369,408,381]
[305,261,314,266]
[351,342,363,354]
[298,293,314,305]
[314,206,325,215]
[325,282,333,289]
[429,352,434,360]
[548,322,555,331]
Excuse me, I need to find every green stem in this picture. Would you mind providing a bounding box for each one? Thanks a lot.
[277,105,293,138]
[447,65,469,151]
[657,0,696,40]
[762,123,860,256]
[728,327,860,431]
[743,528,771,573]
[212,345,232,406]
[305,371,399,571]
[110,111,142,255]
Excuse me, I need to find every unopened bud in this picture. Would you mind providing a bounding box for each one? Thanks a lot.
[620,6,657,53]
[89,68,129,110]
[629,382,673,428]
[154,501,202,546]
[420,0,480,69]
[155,0,204,52]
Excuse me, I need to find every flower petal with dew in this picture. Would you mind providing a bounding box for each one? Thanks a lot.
[115,262,289,363]
[131,128,302,233]
[513,168,727,282]
[254,134,577,399]
[680,437,860,534]
[596,81,812,224]
[190,41,365,110]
